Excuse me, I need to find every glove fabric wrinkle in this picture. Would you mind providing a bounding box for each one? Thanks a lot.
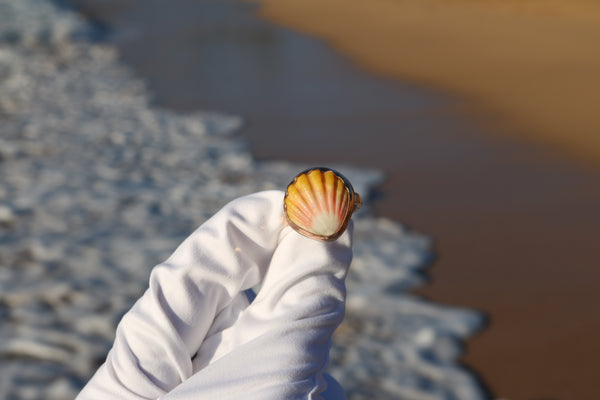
[76,190,353,400]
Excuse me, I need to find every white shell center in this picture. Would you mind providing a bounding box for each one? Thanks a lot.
[310,212,340,236]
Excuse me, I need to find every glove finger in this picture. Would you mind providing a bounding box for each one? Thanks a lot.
[77,191,286,399]
[173,223,353,399]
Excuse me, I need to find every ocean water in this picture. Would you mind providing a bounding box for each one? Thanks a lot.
[0,1,485,399]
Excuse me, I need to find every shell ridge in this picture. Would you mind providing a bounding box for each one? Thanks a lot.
[318,171,331,216]
[297,174,320,214]
[307,170,325,213]
[324,170,336,215]
[286,191,314,231]
[334,179,346,222]
[339,188,349,223]
[286,201,312,227]
[321,173,328,213]
[287,186,313,219]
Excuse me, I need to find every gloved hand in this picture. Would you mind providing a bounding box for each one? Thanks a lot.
[76,190,353,400]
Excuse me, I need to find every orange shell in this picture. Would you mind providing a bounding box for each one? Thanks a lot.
[284,168,360,241]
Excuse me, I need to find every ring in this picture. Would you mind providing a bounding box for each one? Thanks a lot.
[284,167,362,241]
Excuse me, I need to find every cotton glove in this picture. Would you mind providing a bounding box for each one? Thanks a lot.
[76,190,353,400]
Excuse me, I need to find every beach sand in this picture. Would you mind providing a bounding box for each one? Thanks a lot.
[257,0,600,167]
[255,1,600,399]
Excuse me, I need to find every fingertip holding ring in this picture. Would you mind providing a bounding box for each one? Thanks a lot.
[283,167,362,241]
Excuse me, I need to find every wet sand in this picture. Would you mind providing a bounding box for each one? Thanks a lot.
[70,1,600,399]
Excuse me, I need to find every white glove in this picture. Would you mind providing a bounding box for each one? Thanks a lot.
[76,190,353,400]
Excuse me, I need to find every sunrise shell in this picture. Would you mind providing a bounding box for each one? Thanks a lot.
[284,168,360,241]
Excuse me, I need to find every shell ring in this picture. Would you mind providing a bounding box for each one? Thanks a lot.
[284,167,362,241]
